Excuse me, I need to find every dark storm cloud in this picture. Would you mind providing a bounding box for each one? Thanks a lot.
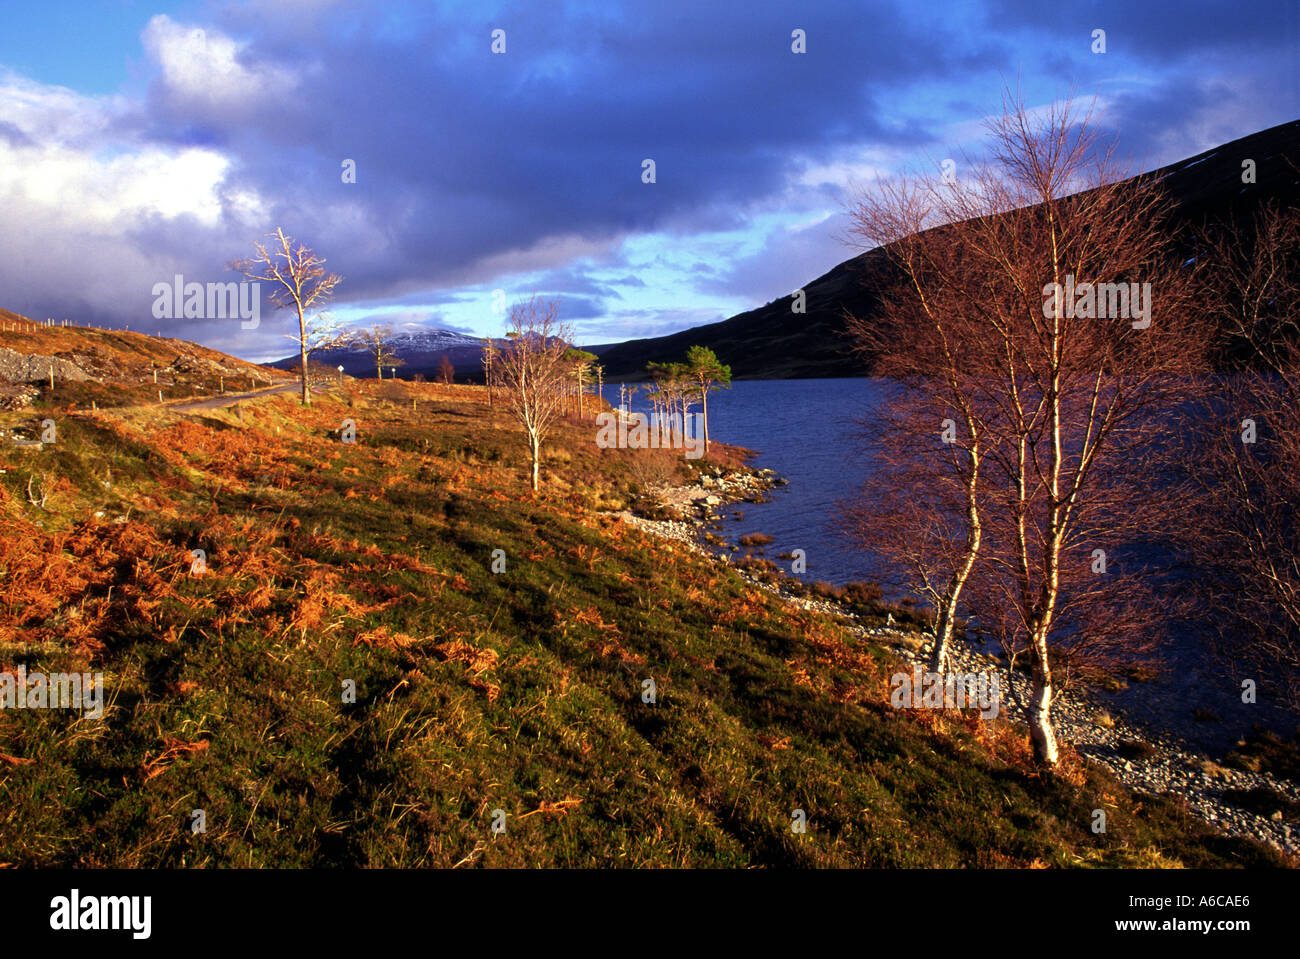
[1,0,1293,353]
[130,0,989,300]
[985,0,1299,60]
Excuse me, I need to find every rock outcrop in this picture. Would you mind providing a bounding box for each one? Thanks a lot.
[0,347,94,383]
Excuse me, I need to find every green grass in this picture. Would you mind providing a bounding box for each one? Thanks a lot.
[0,380,1291,867]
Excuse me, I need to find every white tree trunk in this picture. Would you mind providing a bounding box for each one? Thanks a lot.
[930,608,954,674]
[701,385,710,454]
[1028,637,1059,765]
[929,441,981,674]
[298,306,311,406]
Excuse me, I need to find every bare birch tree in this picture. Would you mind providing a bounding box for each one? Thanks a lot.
[351,323,404,380]
[965,96,1203,764]
[845,93,1206,765]
[229,228,344,406]
[845,177,995,675]
[496,297,573,491]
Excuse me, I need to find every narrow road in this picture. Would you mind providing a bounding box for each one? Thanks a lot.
[169,381,302,412]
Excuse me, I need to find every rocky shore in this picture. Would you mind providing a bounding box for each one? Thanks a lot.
[612,464,1300,858]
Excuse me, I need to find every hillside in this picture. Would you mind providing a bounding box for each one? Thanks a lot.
[0,311,290,409]
[594,118,1300,379]
[0,332,1290,867]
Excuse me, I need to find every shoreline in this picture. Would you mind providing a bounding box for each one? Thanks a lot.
[611,464,1300,857]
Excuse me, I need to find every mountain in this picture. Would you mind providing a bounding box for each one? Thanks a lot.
[594,118,1300,380]
[269,328,489,380]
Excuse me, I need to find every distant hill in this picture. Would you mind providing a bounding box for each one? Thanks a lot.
[268,328,490,380]
[594,118,1300,380]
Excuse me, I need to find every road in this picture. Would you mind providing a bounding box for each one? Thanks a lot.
[169,381,303,412]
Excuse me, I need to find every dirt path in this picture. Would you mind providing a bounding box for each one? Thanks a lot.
[169,381,301,412]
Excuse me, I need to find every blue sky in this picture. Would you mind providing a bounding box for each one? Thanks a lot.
[0,0,1296,361]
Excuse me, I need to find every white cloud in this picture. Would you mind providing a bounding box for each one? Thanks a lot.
[0,139,233,226]
[141,15,299,112]
[0,34,281,332]
[796,149,897,190]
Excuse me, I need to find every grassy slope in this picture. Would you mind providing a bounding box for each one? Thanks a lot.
[0,375,1289,868]
[0,317,286,407]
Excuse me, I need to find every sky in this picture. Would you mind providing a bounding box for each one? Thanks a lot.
[0,0,1296,362]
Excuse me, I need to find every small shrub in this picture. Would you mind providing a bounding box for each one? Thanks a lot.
[1116,739,1157,761]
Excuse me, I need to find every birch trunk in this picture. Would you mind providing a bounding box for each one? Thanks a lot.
[929,440,981,673]
[298,304,310,406]
[701,385,710,454]
[1027,626,1059,765]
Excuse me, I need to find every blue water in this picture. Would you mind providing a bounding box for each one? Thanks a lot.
[602,378,888,585]
[602,377,1300,752]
